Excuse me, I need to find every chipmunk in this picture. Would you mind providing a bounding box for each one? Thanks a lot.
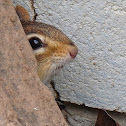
[15,5,78,84]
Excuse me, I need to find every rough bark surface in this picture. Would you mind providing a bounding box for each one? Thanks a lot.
[0,0,68,126]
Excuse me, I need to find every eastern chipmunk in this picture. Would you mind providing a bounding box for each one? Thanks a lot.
[15,5,78,84]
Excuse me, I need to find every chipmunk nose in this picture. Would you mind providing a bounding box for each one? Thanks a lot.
[69,48,78,58]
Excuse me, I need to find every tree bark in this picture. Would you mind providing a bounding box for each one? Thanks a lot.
[0,0,68,126]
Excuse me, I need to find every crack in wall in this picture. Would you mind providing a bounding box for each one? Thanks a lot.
[50,81,71,125]
[30,0,37,21]
[50,81,66,110]
[50,81,96,126]
[50,81,98,126]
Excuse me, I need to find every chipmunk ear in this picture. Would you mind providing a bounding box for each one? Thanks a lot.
[15,5,30,22]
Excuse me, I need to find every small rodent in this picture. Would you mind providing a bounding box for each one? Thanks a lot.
[15,5,78,84]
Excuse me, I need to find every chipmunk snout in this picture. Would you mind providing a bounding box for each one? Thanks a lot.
[69,47,78,58]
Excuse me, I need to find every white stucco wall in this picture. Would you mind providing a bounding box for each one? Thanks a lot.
[13,0,126,112]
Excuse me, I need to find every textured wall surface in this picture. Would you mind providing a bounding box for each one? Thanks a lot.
[13,0,126,112]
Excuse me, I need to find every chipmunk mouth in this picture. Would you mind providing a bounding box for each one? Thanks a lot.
[56,65,64,70]
[54,55,71,70]
[54,65,64,76]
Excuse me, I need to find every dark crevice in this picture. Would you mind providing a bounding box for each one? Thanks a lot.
[50,81,71,125]
[30,0,37,21]
[50,81,66,110]
[50,81,97,126]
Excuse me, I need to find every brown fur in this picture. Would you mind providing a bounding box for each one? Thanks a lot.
[22,21,74,46]
[15,5,30,22]
[16,5,78,83]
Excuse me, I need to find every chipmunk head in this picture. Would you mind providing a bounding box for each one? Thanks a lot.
[16,5,78,84]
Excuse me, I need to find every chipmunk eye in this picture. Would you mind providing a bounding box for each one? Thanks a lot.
[29,37,44,50]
